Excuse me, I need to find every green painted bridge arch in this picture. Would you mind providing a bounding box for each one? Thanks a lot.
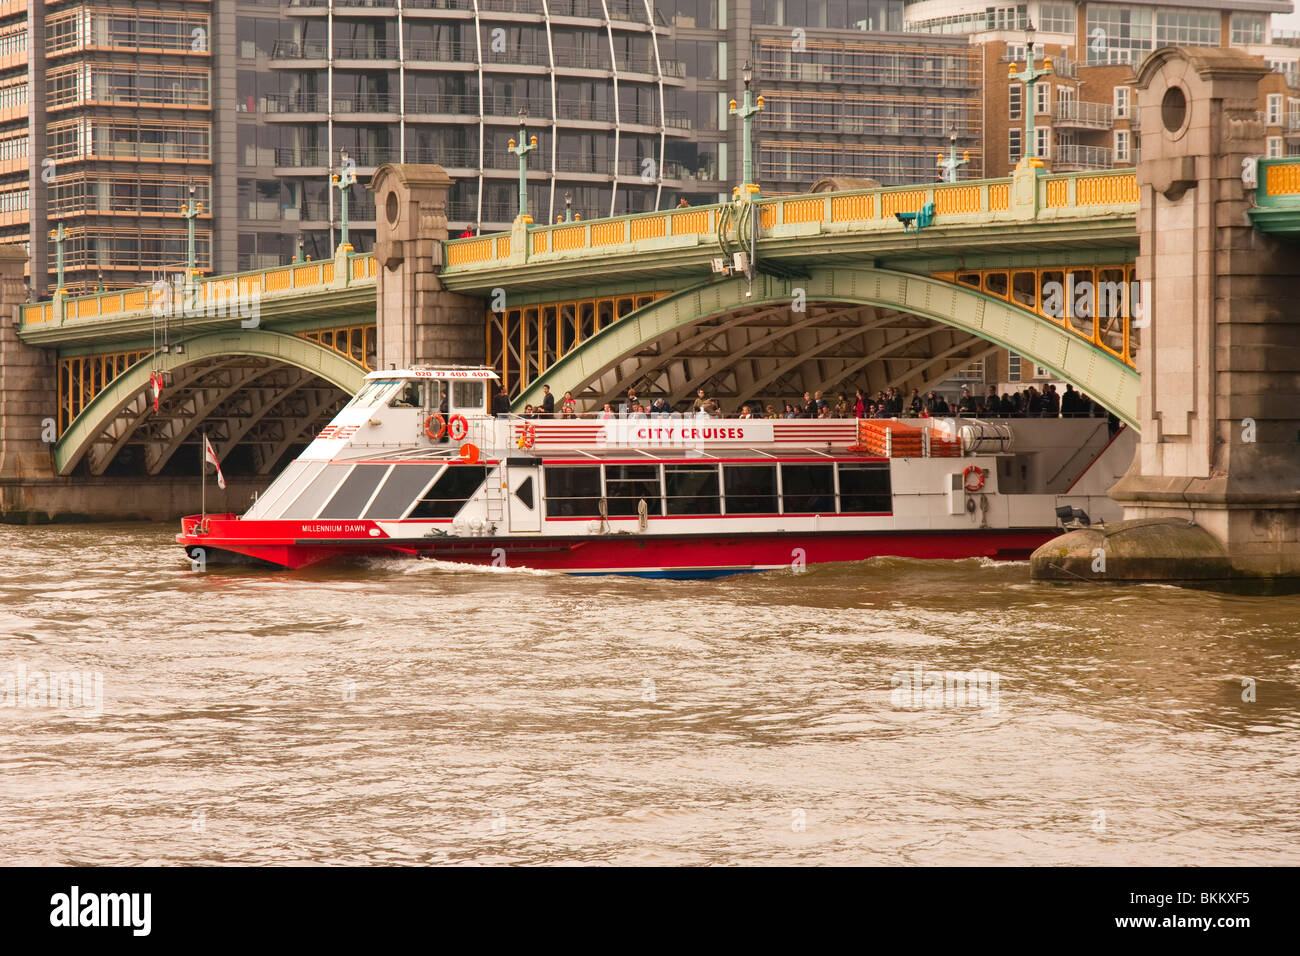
[56,330,367,478]
[515,266,1140,427]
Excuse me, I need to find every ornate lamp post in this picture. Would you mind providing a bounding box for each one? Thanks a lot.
[1008,21,1052,172]
[332,147,357,251]
[937,130,970,183]
[509,109,538,224]
[180,182,203,276]
[564,191,574,223]
[729,61,765,197]
[50,222,66,295]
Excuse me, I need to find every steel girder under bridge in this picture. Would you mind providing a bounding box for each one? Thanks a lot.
[54,330,366,478]
[513,267,1141,427]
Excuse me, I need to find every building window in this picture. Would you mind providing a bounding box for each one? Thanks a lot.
[1035,81,1049,115]
[1086,6,1152,65]
[1267,94,1283,126]
[1039,4,1074,35]
[1009,128,1022,165]
[1154,10,1219,48]
[1036,127,1051,160]
[1115,130,1130,163]
[1009,84,1022,120]
[1270,60,1300,88]
[1114,86,1130,119]
[1267,136,1283,159]
[1230,13,1266,46]
[1006,42,1026,63]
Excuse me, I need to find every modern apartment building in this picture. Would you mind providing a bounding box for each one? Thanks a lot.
[905,1,1300,177]
[6,1,221,297]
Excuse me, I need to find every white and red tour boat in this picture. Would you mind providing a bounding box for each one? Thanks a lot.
[178,366,1135,577]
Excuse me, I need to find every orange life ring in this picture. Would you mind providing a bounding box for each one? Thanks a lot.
[963,465,985,493]
[519,422,537,449]
[424,414,446,440]
[448,414,469,441]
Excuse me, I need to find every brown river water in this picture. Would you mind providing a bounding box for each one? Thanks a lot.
[1,522,1297,865]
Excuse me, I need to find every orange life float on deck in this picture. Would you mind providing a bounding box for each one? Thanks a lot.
[448,414,469,441]
[962,465,985,492]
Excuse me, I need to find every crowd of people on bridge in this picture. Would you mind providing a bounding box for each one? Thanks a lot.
[502,380,1117,430]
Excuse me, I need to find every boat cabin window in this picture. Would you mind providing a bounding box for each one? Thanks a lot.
[544,465,602,518]
[280,463,351,519]
[604,465,661,516]
[318,464,392,519]
[723,465,778,514]
[837,463,892,513]
[665,464,721,515]
[513,475,535,510]
[781,464,835,514]
[451,380,486,415]
[409,464,488,519]
[347,379,402,409]
[388,382,424,409]
[364,463,443,519]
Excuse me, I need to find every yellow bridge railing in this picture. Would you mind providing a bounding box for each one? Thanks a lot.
[20,252,378,328]
[444,169,1141,270]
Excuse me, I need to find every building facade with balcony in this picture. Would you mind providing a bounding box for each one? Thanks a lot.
[256,0,691,261]
[659,1,983,195]
[10,1,219,295]
[905,1,1300,179]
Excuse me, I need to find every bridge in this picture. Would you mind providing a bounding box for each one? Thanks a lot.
[7,163,1156,486]
[3,46,1300,582]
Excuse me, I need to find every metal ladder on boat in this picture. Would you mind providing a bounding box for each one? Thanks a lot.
[484,466,506,528]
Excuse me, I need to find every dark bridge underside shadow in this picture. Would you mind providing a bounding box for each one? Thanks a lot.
[515,267,1140,424]
[56,331,366,478]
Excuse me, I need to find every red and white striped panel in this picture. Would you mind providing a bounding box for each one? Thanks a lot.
[772,422,858,444]
[516,422,607,447]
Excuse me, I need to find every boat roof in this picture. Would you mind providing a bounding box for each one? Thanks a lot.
[362,367,499,381]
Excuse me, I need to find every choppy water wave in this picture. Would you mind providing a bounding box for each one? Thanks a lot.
[0,522,1297,865]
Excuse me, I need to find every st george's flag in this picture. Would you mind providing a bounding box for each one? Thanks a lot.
[203,434,226,490]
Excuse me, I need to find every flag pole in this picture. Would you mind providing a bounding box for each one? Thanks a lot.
[201,431,207,520]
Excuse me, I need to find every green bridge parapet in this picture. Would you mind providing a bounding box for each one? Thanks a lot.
[1248,156,1300,237]
[441,167,1143,283]
[18,249,379,347]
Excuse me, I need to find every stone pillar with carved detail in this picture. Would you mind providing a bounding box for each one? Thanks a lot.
[0,247,58,484]
[1098,47,1300,578]
[367,165,486,373]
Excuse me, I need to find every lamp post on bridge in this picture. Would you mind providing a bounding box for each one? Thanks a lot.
[180,182,203,277]
[937,130,970,183]
[332,145,358,251]
[1009,21,1052,173]
[509,108,538,225]
[50,222,66,296]
[729,61,764,198]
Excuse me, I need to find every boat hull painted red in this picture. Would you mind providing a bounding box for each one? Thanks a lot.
[178,514,1052,576]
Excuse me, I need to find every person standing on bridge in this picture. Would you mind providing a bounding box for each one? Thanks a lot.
[540,384,556,418]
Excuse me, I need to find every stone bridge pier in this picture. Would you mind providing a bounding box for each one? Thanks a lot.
[0,247,55,489]
[1035,47,1300,584]
[368,164,485,371]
